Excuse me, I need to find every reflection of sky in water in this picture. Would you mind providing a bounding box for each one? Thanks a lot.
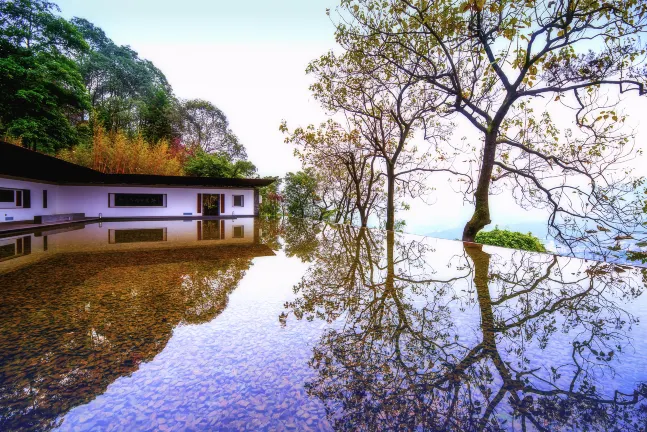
[58,251,331,431]
[0,219,645,431]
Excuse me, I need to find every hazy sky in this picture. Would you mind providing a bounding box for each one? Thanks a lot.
[56,0,336,176]
[53,0,645,238]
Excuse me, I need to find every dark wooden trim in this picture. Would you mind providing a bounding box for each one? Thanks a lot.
[220,194,225,214]
[197,193,202,213]
[197,221,202,240]
[220,220,225,239]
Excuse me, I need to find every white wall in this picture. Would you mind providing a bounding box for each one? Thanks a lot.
[57,185,255,218]
[0,178,59,222]
[0,177,256,221]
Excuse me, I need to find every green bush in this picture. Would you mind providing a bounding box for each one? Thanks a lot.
[475,228,546,253]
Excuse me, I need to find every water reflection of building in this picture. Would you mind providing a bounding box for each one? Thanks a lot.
[0,218,261,274]
[0,218,274,431]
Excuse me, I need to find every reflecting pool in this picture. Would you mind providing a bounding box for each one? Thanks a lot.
[1,218,646,431]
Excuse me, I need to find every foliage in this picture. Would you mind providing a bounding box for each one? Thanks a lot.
[0,0,90,152]
[332,0,647,244]
[282,120,384,226]
[475,228,546,253]
[71,17,175,140]
[258,177,283,219]
[283,169,333,220]
[0,1,252,172]
[58,126,183,175]
[139,88,177,144]
[178,99,246,158]
[184,150,256,178]
[306,45,460,231]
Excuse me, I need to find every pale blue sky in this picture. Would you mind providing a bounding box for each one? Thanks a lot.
[56,0,337,44]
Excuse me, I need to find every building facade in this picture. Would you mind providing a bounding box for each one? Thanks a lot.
[0,142,272,223]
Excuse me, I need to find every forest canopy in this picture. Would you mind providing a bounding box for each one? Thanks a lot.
[0,0,255,178]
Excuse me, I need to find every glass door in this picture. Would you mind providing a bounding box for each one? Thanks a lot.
[202,194,220,216]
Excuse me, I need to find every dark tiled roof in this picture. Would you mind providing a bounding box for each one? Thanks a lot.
[0,141,274,188]
[0,141,104,183]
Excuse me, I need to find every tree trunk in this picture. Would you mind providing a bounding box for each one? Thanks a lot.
[462,131,496,242]
[386,229,395,289]
[359,207,368,227]
[386,164,396,231]
[463,244,494,342]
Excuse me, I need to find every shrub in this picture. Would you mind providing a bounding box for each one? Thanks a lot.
[475,228,546,253]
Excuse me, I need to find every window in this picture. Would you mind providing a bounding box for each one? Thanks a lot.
[43,190,48,209]
[232,225,245,238]
[233,195,244,207]
[0,236,31,262]
[109,228,167,244]
[0,188,29,208]
[0,189,14,203]
[109,193,166,207]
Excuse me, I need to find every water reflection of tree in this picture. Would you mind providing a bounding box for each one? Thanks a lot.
[0,245,271,431]
[283,225,647,431]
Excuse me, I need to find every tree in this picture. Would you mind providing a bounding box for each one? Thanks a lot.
[283,169,332,220]
[184,150,257,178]
[282,119,384,227]
[258,176,283,219]
[72,17,175,139]
[178,99,247,158]
[138,88,176,144]
[0,0,90,152]
[307,47,465,231]
[332,0,647,244]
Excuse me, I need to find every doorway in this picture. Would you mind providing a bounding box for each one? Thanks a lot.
[202,194,220,216]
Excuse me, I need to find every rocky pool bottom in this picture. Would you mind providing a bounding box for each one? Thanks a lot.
[1,218,646,431]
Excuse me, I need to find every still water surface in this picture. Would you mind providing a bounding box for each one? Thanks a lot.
[1,218,646,431]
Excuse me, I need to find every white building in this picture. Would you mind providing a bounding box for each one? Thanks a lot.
[0,142,273,223]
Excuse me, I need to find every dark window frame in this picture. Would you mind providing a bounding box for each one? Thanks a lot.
[108,228,168,244]
[0,189,30,209]
[109,193,167,208]
[0,189,14,203]
[233,195,244,207]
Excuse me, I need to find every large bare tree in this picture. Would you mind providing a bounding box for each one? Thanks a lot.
[331,0,647,244]
[307,48,467,231]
